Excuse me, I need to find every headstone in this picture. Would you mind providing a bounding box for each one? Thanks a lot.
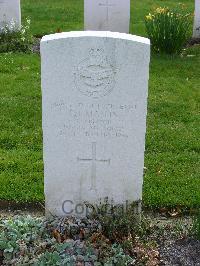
[193,0,200,38]
[84,0,130,33]
[41,31,150,217]
[0,0,21,31]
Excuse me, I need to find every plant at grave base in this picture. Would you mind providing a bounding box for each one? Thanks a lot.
[0,18,33,53]
[104,244,135,266]
[193,209,200,240]
[0,216,46,263]
[88,233,135,265]
[145,6,192,54]
[35,242,99,265]
[88,232,112,261]
[88,200,146,243]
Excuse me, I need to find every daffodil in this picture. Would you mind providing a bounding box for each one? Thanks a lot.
[146,14,153,20]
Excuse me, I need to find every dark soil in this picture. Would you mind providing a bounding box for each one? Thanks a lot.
[0,200,44,213]
[32,37,41,54]
[160,238,200,266]
[187,37,200,46]
[145,216,200,266]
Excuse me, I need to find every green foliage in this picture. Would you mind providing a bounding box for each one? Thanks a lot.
[0,216,46,263]
[0,18,33,53]
[36,251,64,265]
[193,210,200,240]
[0,215,137,265]
[89,201,145,243]
[145,6,192,54]
[36,242,98,265]
[104,244,135,266]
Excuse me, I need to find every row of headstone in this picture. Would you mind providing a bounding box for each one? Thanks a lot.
[0,0,21,31]
[0,0,130,33]
[0,0,199,38]
[193,0,200,38]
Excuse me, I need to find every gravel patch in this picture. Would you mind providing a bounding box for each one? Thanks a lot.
[160,238,200,266]
[32,38,41,54]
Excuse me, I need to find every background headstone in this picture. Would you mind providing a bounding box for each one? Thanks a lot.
[0,0,21,31]
[84,0,130,33]
[193,0,200,38]
[41,31,150,217]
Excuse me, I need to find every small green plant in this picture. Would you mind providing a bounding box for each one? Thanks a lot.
[145,7,192,54]
[36,242,98,265]
[0,216,47,263]
[193,210,200,240]
[89,200,145,243]
[0,18,33,53]
[104,244,135,265]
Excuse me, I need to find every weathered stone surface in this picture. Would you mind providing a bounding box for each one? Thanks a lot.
[41,31,150,216]
[193,0,200,38]
[0,0,21,30]
[84,0,130,33]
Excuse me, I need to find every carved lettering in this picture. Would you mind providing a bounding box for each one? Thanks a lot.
[51,102,135,139]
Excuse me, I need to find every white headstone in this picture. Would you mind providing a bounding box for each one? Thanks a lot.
[193,0,200,38]
[84,0,130,33]
[0,0,21,31]
[41,31,150,217]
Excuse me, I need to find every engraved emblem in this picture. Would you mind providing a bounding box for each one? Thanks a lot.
[75,48,116,99]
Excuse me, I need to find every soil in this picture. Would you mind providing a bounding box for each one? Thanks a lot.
[160,237,200,266]
[187,37,200,46]
[32,37,41,54]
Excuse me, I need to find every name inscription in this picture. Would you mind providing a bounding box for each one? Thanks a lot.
[50,102,136,139]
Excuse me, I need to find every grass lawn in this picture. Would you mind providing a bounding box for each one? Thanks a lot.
[0,0,199,208]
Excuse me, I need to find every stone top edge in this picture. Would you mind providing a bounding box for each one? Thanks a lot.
[41,31,150,45]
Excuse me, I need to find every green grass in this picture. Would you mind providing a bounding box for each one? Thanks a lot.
[0,0,199,207]
[144,48,200,207]
[0,54,43,201]
[21,0,84,36]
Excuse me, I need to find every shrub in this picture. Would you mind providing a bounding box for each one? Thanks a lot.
[88,200,147,243]
[145,7,192,54]
[0,18,33,53]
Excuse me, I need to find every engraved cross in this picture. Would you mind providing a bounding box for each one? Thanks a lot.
[99,0,116,22]
[77,142,110,190]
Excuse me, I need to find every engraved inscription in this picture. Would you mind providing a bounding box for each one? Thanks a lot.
[74,48,116,99]
[99,0,116,22]
[77,142,110,190]
[51,102,136,139]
